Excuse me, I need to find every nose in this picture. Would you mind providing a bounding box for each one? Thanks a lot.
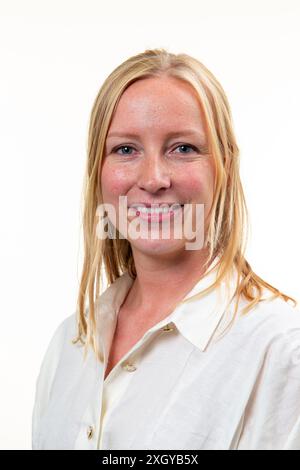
[137,155,171,193]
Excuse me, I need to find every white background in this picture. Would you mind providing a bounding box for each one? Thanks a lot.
[0,0,299,449]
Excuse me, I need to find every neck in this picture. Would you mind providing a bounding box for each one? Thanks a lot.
[124,246,212,315]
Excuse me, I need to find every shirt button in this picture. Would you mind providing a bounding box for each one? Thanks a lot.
[87,425,94,440]
[122,362,137,372]
[162,323,174,331]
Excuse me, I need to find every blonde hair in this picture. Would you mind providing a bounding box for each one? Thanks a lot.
[72,48,297,363]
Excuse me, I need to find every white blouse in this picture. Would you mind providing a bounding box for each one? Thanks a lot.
[32,259,300,450]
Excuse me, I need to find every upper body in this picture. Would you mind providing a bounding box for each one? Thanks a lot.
[32,51,300,450]
[32,260,300,450]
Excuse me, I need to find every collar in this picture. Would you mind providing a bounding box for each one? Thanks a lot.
[96,255,239,358]
[169,256,239,351]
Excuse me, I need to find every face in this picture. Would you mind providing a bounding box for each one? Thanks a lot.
[100,75,215,258]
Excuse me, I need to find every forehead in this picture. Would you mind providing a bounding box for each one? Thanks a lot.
[107,76,206,138]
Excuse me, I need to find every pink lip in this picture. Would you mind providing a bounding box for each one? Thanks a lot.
[130,206,183,223]
[129,202,182,208]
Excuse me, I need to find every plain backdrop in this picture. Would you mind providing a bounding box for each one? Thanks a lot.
[0,0,299,450]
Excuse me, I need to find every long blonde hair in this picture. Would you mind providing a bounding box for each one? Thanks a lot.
[72,48,297,363]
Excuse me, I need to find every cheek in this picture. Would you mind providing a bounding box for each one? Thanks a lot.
[178,161,214,201]
[100,162,132,201]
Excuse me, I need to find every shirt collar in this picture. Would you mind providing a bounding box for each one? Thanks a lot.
[169,256,239,351]
[96,255,239,356]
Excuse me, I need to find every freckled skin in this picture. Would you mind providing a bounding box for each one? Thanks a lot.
[100,75,215,258]
[99,75,219,345]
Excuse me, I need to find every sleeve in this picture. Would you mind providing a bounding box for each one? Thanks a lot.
[31,318,68,450]
[237,327,300,450]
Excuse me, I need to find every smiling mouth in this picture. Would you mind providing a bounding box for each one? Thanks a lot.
[128,204,183,215]
[127,204,185,223]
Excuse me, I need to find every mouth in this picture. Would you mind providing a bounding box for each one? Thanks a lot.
[127,203,184,221]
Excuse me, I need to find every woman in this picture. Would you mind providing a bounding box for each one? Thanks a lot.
[32,48,300,450]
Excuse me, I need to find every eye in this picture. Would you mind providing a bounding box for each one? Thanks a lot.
[111,143,202,156]
[113,145,136,155]
[172,144,198,154]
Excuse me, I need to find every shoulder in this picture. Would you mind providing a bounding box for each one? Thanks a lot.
[261,297,300,363]
[41,313,77,365]
[235,297,300,449]
[217,292,300,355]
[243,294,300,331]
[233,294,300,361]
[32,312,78,448]
[34,312,78,387]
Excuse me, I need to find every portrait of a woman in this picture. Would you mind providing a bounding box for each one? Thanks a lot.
[31,49,300,450]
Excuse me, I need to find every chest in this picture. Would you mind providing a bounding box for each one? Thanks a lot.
[104,339,131,380]
[38,317,268,449]
[104,315,151,380]
[99,332,253,450]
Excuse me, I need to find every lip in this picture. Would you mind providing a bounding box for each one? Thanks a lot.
[128,202,183,208]
[128,204,184,223]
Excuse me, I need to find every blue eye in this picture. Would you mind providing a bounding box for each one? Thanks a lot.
[174,144,197,154]
[113,144,198,156]
[114,145,135,155]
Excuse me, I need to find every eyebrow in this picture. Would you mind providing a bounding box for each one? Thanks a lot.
[106,129,205,140]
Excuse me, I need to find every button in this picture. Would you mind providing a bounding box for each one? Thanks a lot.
[162,323,174,331]
[122,362,137,372]
[87,425,94,440]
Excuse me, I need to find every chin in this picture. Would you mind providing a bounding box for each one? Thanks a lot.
[129,237,187,257]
